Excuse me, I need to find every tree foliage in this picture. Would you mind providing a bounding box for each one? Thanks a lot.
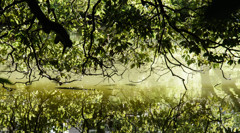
[0,87,240,132]
[1,0,240,85]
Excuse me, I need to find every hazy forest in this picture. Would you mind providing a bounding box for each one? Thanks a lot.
[1,0,240,132]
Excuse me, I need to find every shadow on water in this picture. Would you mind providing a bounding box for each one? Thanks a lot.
[56,87,96,91]
[1,80,240,133]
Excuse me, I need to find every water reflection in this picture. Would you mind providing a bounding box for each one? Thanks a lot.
[200,67,240,111]
[1,85,240,132]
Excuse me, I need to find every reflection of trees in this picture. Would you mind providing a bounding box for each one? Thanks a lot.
[200,66,218,98]
[0,88,103,132]
[214,69,240,111]
[200,66,240,110]
[0,88,240,132]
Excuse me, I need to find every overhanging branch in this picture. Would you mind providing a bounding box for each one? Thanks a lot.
[25,0,72,54]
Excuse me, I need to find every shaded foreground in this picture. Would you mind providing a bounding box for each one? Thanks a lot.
[0,86,240,133]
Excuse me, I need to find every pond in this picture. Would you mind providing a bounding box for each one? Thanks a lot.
[1,67,240,132]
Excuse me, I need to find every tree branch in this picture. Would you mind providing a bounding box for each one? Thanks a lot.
[25,0,72,54]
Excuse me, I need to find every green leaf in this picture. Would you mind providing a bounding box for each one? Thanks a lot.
[0,78,13,85]
[227,60,234,65]
[130,63,135,69]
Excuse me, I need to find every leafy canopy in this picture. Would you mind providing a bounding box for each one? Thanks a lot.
[1,0,240,85]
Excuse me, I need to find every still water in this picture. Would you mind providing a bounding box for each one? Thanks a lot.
[1,67,240,132]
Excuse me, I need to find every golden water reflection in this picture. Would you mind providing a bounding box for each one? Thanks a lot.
[1,83,240,132]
